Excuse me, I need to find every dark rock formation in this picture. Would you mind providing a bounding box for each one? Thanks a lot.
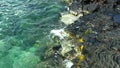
[65,0,120,68]
[41,0,120,68]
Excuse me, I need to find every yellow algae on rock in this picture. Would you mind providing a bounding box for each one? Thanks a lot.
[84,29,93,36]
[77,54,85,61]
[79,45,84,51]
[75,45,84,54]
[77,38,84,43]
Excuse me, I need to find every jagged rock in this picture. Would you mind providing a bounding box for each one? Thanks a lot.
[65,2,120,67]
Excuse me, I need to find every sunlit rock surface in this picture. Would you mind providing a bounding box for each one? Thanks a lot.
[60,13,83,25]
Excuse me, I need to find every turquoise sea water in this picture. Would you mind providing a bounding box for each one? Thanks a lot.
[0,0,65,68]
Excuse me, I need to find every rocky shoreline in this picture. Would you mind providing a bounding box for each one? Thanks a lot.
[37,0,120,68]
[65,0,120,68]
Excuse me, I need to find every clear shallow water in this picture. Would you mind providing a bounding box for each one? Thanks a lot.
[0,0,65,68]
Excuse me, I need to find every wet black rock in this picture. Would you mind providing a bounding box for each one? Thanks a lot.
[116,5,120,13]
[113,14,120,24]
[65,1,120,68]
[68,0,119,14]
[106,0,118,4]
[69,1,81,13]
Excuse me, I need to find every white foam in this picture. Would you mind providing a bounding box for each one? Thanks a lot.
[63,59,73,68]
[50,29,67,39]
